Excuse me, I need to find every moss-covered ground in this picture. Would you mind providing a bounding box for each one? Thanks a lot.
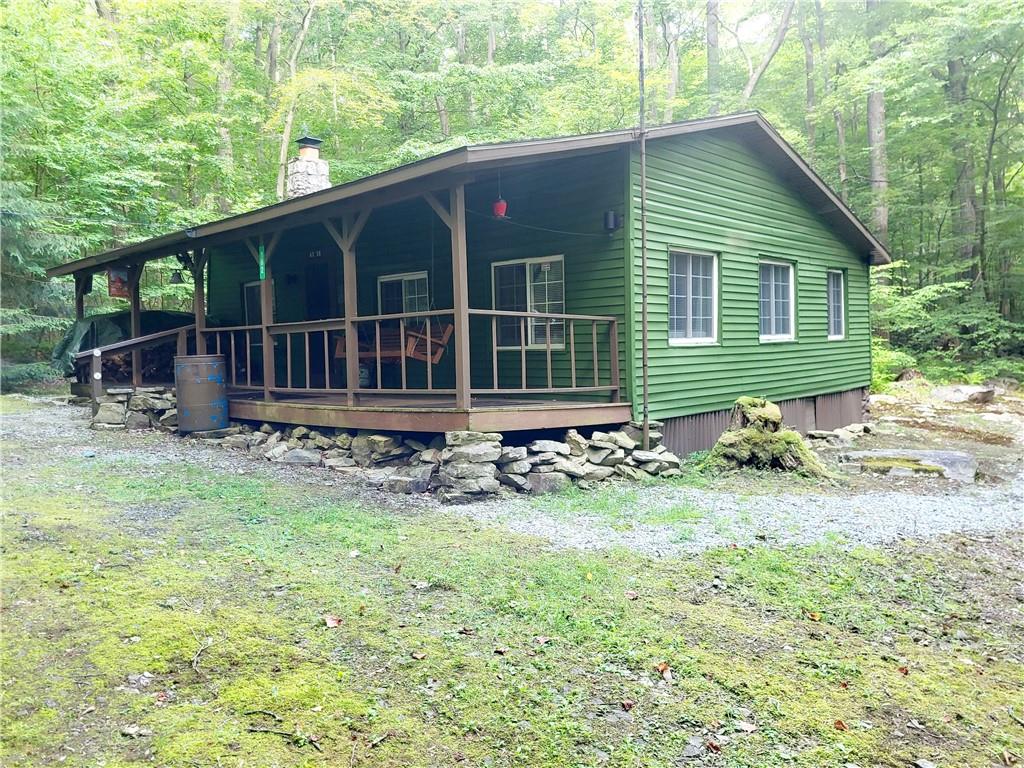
[2,400,1022,767]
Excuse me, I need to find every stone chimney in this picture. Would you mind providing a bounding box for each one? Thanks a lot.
[286,133,330,198]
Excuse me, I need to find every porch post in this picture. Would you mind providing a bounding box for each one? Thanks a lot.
[245,233,281,401]
[192,250,209,355]
[128,264,144,386]
[74,273,91,321]
[324,212,370,406]
[449,184,471,410]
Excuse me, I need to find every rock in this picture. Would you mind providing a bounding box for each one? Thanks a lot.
[443,476,500,494]
[322,447,350,459]
[607,431,637,450]
[552,458,588,478]
[128,393,172,411]
[291,426,310,439]
[620,423,663,447]
[418,448,442,464]
[286,438,303,449]
[334,432,353,449]
[528,439,571,456]
[275,448,321,465]
[831,428,856,446]
[498,459,532,475]
[92,402,126,425]
[441,442,502,463]
[437,488,474,505]
[931,384,996,404]
[844,449,977,483]
[387,463,436,493]
[806,430,835,440]
[350,434,373,465]
[124,411,151,430]
[564,429,589,456]
[263,443,290,461]
[526,471,571,495]
[263,431,282,448]
[639,460,668,474]
[631,449,663,464]
[249,432,268,447]
[445,431,503,446]
[528,451,558,465]
[220,434,251,450]
[367,434,401,454]
[497,473,531,491]
[439,461,498,483]
[599,449,626,467]
[897,368,924,381]
[259,423,275,434]
[323,456,356,469]
[614,465,647,481]
[660,468,682,478]
[582,463,615,481]
[585,446,612,464]
[868,393,898,406]
[313,435,334,450]
[105,387,134,395]
[912,761,938,768]
[498,446,528,463]
[405,438,428,452]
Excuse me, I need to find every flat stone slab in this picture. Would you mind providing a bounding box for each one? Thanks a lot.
[843,449,977,483]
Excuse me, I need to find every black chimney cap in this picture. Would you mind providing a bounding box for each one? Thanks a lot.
[295,133,323,149]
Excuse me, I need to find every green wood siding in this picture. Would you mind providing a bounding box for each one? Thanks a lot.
[627,132,872,421]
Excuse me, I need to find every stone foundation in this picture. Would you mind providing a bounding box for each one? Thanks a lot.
[85,387,684,500]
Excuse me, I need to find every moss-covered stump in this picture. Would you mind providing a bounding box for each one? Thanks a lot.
[707,397,828,477]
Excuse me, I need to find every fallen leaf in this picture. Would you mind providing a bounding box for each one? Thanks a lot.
[805,610,823,622]
[410,651,427,660]
[898,666,910,676]
[585,572,593,581]
[323,615,343,628]
[393,562,402,574]
[624,590,639,601]
[839,681,849,689]
[834,719,850,731]
[654,662,672,682]
[705,740,721,753]
[534,635,552,646]
[457,627,475,636]
[621,699,635,712]
[494,646,509,655]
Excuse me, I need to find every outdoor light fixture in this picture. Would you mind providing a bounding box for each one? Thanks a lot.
[169,270,185,285]
[603,210,622,234]
[492,196,508,218]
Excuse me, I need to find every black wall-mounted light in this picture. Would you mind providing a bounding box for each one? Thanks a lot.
[603,210,622,234]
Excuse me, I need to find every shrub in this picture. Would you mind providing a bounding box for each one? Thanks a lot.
[870,339,918,392]
[0,361,60,393]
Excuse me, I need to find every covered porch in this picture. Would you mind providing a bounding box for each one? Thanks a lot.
[64,148,632,433]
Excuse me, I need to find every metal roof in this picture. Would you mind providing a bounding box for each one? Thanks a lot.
[46,111,889,278]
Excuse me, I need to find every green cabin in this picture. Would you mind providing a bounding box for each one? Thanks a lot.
[49,112,889,454]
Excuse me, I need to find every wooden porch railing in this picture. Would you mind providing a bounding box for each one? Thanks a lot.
[468,309,620,400]
[201,325,265,391]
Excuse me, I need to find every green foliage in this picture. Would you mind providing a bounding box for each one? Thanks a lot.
[870,338,918,391]
[0,362,60,393]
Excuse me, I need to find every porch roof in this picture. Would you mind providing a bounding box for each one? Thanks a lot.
[46,111,890,279]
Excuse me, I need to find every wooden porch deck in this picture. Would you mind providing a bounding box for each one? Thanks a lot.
[227,389,632,433]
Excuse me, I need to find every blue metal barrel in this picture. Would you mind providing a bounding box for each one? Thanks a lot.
[174,354,228,433]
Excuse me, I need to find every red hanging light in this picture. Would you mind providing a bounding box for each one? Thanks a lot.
[492,197,508,218]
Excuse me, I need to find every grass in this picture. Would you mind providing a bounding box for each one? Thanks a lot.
[2,401,1023,767]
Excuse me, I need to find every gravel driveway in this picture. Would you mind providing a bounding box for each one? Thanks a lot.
[3,396,1021,558]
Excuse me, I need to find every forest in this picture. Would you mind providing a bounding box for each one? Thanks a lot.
[2,0,1022,388]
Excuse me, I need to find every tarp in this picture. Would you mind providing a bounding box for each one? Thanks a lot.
[51,310,193,376]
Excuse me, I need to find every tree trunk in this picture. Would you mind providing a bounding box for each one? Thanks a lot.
[275,1,316,201]
[866,0,888,248]
[798,1,816,150]
[435,94,450,138]
[487,24,496,65]
[740,0,796,105]
[814,0,848,198]
[706,0,719,115]
[215,2,239,214]
[664,31,678,122]
[947,56,978,280]
[267,19,281,88]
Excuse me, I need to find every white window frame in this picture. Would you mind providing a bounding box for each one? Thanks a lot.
[668,250,718,346]
[758,259,796,342]
[827,269,845,341]
[491,254,566,350]
[377,270,429,315]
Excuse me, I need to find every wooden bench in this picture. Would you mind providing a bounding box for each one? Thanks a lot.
[334,323,454,364]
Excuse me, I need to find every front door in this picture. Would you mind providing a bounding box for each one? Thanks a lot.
[305,260,331,387]
[243,281,263,382]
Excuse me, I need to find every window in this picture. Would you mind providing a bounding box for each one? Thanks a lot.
[378,271,429,315]
[492,255,565,347]
[759,261,795,341]
[827,270,845,339]
[669,251,717,343]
